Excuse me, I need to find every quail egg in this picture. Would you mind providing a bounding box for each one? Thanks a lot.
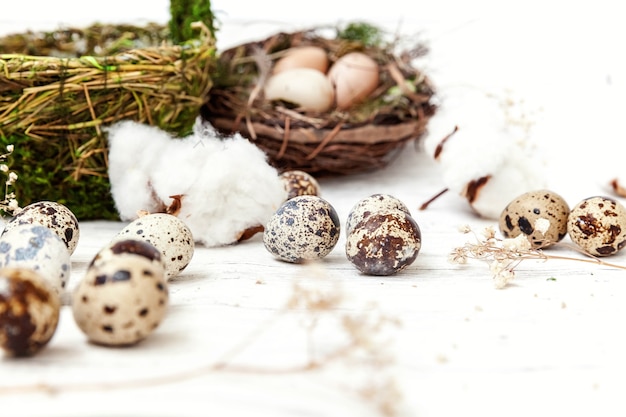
[263,195,340,263]
[112,213,194,280]
[3,201,80,255]
[0,267,61,357]
[567,196,626,257]
[346,194,411,234]
[499,189,570,248]
[279,170,321,200]
[72,239,169,346]
[0,224,71,295]
[345,209,422,276]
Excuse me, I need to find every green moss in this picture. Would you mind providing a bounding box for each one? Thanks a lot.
[0,134,119,220]
[169,0,216,44]
[336,22,384,47]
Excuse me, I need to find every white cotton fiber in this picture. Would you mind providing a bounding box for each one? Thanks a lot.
[106,120,172,218]
[422,86,547,219]
[467,153,547,219]
[106,118,288,246]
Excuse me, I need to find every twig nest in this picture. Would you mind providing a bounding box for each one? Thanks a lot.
[0,267,61,357]
[203,27,436,176]
[567,196,626,257]
[263,195,340,263]
[499,190,570,248]
[72,239,169,346]
[3,201,80,255]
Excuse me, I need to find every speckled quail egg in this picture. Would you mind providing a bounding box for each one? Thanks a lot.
[72,240,169,346]
[111,213,194,280]
[3,201,80,255]
[345,209,422,276]
[499,189,570,248]
[567,196,626,257]
[263,195,340,263]
[0,224,71,295]
[279,170,321,200]
[88,238,167,274]
[346,194,411,235]
[0,267,61,357]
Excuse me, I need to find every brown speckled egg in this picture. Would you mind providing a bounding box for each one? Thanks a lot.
[72,241,168,346]
[0,267,61,357]
[567,196,626,257]
[499,189,570,248]
[346,194,411,234]
[279,170,321,200]
[346,209,421,276]
[3,201,80,255]
[263,195,340,263]
[112,213,194,280]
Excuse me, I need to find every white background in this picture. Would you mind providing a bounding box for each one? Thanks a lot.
[3,2,626,417]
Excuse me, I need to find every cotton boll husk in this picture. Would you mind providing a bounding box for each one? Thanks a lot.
[106,121,172,219]
[609,177,626,198]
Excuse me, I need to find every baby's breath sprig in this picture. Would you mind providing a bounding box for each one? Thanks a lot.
[0,144,20,216]
[450,224,626,289]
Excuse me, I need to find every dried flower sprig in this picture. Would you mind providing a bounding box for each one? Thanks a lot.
[450,223,626,289]
[0,144,20,216]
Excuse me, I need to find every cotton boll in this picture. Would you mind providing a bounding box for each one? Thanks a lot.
[463,153,547,219]
[421,86,546,218]
[423,87,509,158]
[435,125,515,194]
[107,118,288,247]
[176,133,288,247]
[106,121,172,219]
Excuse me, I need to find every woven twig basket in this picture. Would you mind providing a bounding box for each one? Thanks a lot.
[0,23,214,219]
[202,28,436,176]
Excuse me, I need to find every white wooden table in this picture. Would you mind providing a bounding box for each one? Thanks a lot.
[3,2,626,416]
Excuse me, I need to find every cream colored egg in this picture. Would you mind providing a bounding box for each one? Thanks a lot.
[327,52,379,110]
[72,248,168,347]
[112,213,194,280]
[567,196,626,257]
[273,46,329,74]
[264,68,334,112]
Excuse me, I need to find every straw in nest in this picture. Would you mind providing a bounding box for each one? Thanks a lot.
[0,22,215,219]
[202,24,437,177]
